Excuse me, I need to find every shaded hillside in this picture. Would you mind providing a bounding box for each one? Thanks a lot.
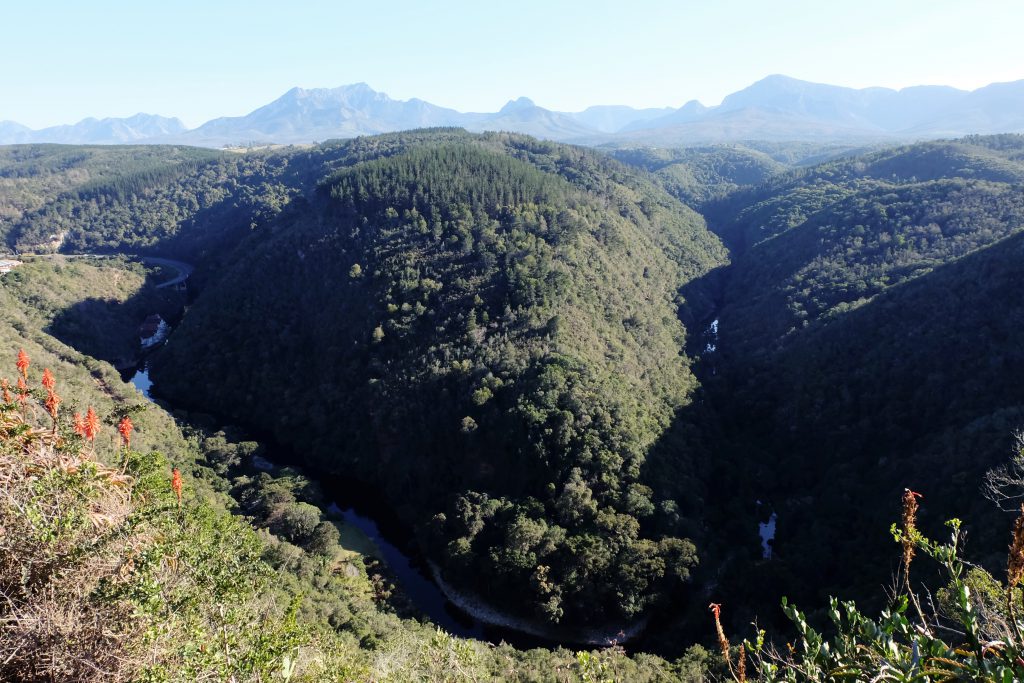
[708,135,1024,250]
[0,260,193,458]
[714,230,1024,608]
[1,256,183,367]
[5,147,305,256]
[1,131,542,261]
[721,179,1024,358]
[697,135,1024,617]
[10,130,1024,673]
[151,131,728,628]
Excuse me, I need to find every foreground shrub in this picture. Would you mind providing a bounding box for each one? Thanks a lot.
[712,474,1024,681]
[0,357,304,682]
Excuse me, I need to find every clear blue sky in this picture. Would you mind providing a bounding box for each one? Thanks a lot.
[4,0,1023,128]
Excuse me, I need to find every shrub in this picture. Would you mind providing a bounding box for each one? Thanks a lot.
[274,502,322,543]
[713,484,1024,681]
[307,520,342,557]
[0,360,305,682]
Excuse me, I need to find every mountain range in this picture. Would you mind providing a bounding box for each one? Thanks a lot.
[3,75,1024,147]
[0,113,187,144]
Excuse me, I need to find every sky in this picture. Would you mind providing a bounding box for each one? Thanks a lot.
[3,0,1023,129]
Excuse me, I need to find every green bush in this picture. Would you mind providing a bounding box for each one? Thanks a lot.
[274,502,322,543]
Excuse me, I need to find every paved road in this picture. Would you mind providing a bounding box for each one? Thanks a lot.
[38,253,194,289]
[141,257,194,289]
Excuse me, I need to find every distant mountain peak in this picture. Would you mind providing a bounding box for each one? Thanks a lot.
[500,97,537,113]
[755,73,804,86]
[0,120,31,133]
[0,112,187,144]
[278,83,381,101]
[340,82,374,93]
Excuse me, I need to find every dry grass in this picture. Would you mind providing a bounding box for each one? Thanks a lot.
[0,408,149,682]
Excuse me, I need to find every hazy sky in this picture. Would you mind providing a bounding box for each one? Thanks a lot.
[4,0,1023,128]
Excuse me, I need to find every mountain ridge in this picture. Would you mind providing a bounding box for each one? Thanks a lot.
[1,113,187,145]
[3,75,1023,147]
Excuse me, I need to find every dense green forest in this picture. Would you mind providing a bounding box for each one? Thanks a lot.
[151,132,729,628]
[4,131,1024,680]
[0,145,221,221]
[1,145,296,257]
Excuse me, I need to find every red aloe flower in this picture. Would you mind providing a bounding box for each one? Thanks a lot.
[84,407,100,441]
[1,379,11,404]
[41,369,60,424]
[16,349,29,380]
[117,416,134,448]
[171,468,182,505]
[15,377,28,405]
[44,390,61,421]
[73,412,87,438]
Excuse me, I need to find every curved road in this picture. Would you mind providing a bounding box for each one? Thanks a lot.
[141,257,194,289]
[43,254,194,289]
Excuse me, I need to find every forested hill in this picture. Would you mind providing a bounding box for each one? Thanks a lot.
[694,134,1024,623]
[706,135,1024,358]
[610,144,787,209]
[0,143,327,258]
[0,257,710,682]
[150,131,728,629]
[707,135,1024,251]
